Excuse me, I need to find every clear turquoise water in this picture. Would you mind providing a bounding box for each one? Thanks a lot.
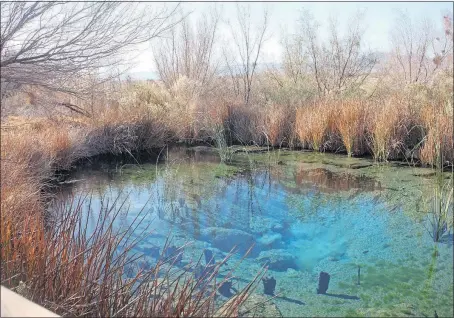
[55,148,453,317]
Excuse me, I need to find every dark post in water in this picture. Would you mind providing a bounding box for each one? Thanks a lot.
[317,271,330,294]
[262,276,276,295]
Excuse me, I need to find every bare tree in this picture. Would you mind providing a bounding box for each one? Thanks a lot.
[390,11,453,86]
[298,10,377,97]
[390,12,433,85]
[281,33,309,85]
[153,8,220,91]
[224,4,268,104]
[0,2,180,100]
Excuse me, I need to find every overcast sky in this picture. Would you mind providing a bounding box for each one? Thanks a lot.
[128,1,453,79]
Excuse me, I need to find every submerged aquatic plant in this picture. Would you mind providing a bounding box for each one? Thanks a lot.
[426,178,453,243]
[425,146,453,243]
[213,122,234,163]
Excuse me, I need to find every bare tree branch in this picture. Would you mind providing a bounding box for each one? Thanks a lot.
[1,2,181,99]
[297,9,376,97]
[389,11,453,86]
[227,4,268,104]
[153,7,220,93]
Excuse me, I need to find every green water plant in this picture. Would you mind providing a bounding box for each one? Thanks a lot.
[213,122,234,163]
[427,180,453,242]
[425,142,453,243]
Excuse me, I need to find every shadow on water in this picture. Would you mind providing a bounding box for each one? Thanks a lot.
[323,293,360,300]
[275,296,305,305]
[213,275,306,306]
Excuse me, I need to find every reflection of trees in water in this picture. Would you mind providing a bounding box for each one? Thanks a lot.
[55,150,399,228]
[293,167,382,193]
[157,164,278,234]
[165,147,221,165]
[285,186,364,222]
[153,161,238,235]
[55,149,280,236]
[215,168,278,232]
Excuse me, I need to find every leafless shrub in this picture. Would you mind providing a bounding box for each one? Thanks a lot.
[224,4,269,105]
[296,10,377,97]
[154,8,220,95]
[389,11,453,86]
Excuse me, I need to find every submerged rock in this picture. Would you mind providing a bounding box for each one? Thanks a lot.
[257,232,283,249]
[251,217,288,236]
[257,249,298,272]
[143,245,160,259]
[271,223,284,233]
[200,227,255,253]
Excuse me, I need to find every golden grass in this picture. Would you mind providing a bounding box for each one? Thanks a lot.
[2,189,260,316]
[365,95,410,162]
[295,100,332,151]
[420,100,454,167]
[334,100,366,157]
[262,103,292,147]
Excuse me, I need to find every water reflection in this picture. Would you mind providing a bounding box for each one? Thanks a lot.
[294,167,382,193]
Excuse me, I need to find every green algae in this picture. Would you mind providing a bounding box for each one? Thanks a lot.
[341,257,452,317]
[214,163,243,178]
[118,164,157,184]
[355,303,422,317]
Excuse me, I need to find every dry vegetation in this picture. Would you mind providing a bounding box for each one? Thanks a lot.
[1,2,453,317]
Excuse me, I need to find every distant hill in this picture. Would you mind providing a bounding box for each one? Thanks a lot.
[125,55,397,80]
[124,71,159,80]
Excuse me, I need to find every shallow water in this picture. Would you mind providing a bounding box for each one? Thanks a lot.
[54,147,453,317]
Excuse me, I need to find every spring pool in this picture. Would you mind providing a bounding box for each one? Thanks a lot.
[53,147,453,317]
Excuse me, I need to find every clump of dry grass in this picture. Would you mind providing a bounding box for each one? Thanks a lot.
[419,99,454,167]
[294,106,311,149]
[261,103,293,147]
[334,99,367,157]
[365,95,409,162]
[295,100,331,151]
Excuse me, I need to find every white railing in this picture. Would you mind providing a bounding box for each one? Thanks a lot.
[1,286,59,317]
